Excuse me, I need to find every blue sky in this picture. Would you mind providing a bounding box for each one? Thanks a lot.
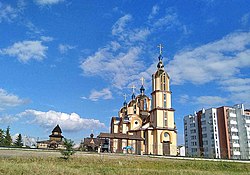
[0,0,249,144]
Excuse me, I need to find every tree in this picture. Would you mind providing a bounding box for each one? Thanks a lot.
[60,138,75,160]
[0,129,5,146]
[4,126,12,146]
[14,134,23,147]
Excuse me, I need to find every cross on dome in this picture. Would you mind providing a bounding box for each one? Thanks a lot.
[157,44,163,55]
[123,94,127,101]
[131,85,136,94]
[140,77,145,86]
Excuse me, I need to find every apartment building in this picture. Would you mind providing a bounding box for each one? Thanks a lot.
[184,113,200,157]
[184,104,250,160]
[227,104,250,159]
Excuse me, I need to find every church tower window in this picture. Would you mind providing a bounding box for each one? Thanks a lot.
[164,112,168,127]
[144,99,147,110]
[163,94,167,108]
[133,104,136,114]
[161,73,166,91]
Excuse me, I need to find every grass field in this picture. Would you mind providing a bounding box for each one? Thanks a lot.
[0,149,249,175]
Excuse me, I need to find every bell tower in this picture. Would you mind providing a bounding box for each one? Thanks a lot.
[149,44,177,156]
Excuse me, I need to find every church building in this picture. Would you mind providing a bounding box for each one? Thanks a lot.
[100,45,177,156]
[37,124,65,149]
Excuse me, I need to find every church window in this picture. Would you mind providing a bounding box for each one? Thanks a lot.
[164,111,167,127]
[164,132,169,137]
[161,73,166,91]
[163,94,167,108]
[144,99,147,110]
[133,104,136,114]
[151,97,154,109]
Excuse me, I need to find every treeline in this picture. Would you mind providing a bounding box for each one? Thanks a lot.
[0,126,23,147]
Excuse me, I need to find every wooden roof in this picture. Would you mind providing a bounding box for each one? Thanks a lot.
[52,125,62,133]
[98,133,144,141]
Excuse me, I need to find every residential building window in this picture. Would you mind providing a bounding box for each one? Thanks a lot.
[203,141,208,145]
[232,132,238,136]
[190,123,195,128]
[191,136,196,140]
[191,142,197,146]
[191,148,197,153]
[202,134,207,138]
[191,129,196,134]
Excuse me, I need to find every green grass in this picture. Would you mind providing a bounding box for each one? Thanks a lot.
[0,150,249,175]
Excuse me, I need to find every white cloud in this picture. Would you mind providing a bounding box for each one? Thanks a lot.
[80,45,143,89]
[40,36,54,42]
[0,1,26,23]
[240,13,250,26]
[34,0,64,6]
[0,88,27,110]
[221,78,250,93]
[80,9,185,91]
[19,109,106,132]
[0,3,18,23]
[168,31,250,85]
[89,88,112,101]
[153,13,180,29]
[195,96,228,108]
[128,28,151,42]
[148,5,159,20]
[0,40,48,62]
[112,14,132,36]
[58,44,75,54]
[0,115,19,124]
[220,78,250,106]
[178,94,190,104]
[178,94,228,108]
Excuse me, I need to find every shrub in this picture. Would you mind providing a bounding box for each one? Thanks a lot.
[60,138,75,160]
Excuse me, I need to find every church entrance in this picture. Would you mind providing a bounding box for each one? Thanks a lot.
[163,141,170,155]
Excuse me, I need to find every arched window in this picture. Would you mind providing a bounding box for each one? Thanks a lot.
[144,99,147,110]
[161,73,166,91]
[133,104,136,114]
[163,132,170,141]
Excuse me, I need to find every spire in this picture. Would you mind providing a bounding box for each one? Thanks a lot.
[140,77,145,95]
[157,44,164,69]
[131,85,136,100]
[123,94,127,106]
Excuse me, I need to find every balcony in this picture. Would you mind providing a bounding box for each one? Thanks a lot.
[230,120,237,125]
[229,113,236,118]
[232,143,240,147]
[233,151,241,156]
[230,128,238,132]
[232,135,239,140]
[245,120,250,124]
